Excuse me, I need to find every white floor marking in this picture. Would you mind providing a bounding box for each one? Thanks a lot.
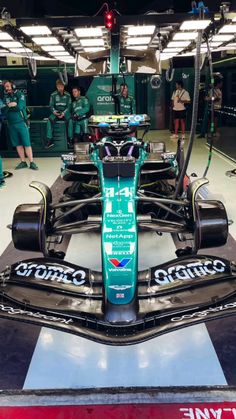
[23,324,227,389]
[23,230,227,389]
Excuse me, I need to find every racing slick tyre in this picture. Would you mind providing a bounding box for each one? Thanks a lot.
[12,203,47,253]
[194,200,228,250]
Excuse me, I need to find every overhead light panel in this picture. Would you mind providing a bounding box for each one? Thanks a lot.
[163,47,183,52]
[9,48,32,53]
[80,38,105,47]
[75,27,103,37]
[216,45,236,50]
[180,20,211,30]
[192,47,208,53]
[32,37,59,45]
[53,56,74,60]
[219,24,236,33]
[49,51,70,56]
[59,57,76,63]
[127,26,155,36]
[41,45,65,51]
[32,55,54,61]
[160,54,175,60]
[0,41,22,48]
[126,36,151,45]
[180,51,195,56]
[20,26,51,35]
[173,32,197,40]
[168,41,191,48]
[0,32,13,40]
[83,47,106,52]
[126,45,148,50]
[212,34,234,42]
[0,49,12,54]
[208,42,222,47]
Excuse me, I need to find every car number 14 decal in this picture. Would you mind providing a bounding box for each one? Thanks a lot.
[104,187,133,198]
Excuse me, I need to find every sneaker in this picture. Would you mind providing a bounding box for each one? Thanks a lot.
[0,180,5,188]
[45,140,54,149]
[197,134,206,139]
[170,134,178,140]
[29,162,39,171]
[15,161,28,170]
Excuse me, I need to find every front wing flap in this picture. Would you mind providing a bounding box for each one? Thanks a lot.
[0,256,236,345]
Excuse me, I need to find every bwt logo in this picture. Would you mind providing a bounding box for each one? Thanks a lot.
[109,258,131,268]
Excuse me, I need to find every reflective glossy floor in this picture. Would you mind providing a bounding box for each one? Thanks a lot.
[0,131,236,390]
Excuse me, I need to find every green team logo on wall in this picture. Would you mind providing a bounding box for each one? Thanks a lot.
[86,75,135,115]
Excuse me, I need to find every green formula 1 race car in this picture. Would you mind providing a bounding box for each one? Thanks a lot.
[0,114,235,345]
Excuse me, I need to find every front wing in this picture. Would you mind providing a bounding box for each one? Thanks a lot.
[0,255,236,345]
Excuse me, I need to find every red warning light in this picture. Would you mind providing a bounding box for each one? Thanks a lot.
[104,10,115,30]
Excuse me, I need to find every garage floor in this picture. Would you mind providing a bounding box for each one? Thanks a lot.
[0,130,236,390]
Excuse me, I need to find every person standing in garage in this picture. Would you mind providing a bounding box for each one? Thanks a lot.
[0,156,4,187]
[119,83,136,115]
[45,79,72,148]
[2,80,38,170]
[171,80,191,140]
[68,86,91,144]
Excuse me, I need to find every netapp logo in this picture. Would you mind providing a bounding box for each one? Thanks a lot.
[154,259,226,285]
[97,95,113,102]
[15,262,86,286]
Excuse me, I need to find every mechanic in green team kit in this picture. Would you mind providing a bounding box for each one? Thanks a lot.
[119,83,136,115]
[68,86,91,143]
[45,79,72,148]
[2,81,38,170]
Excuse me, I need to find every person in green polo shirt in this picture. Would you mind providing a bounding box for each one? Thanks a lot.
[119,83,136,115]
[45,79,72,148]
[68,86,91,143]
[2,80,38,170]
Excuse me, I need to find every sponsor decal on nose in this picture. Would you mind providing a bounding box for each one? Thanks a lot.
[109,258,131,268]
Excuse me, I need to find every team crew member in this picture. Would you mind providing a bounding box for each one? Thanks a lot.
[209,78,223,136]
[171,80,190,140]
[2,81,38,170]
[119,83,136,115]
[198,78,223,138]
[68,87,90,143]
[45,80,72,148]
[0,156,4,187]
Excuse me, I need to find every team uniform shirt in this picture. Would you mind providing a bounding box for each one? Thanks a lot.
[2,90,28,124]
[119,95,136,115]
[71,96,90,119]
[49,90,71,114]
[2,90,31,147]
[171,89,190,111]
